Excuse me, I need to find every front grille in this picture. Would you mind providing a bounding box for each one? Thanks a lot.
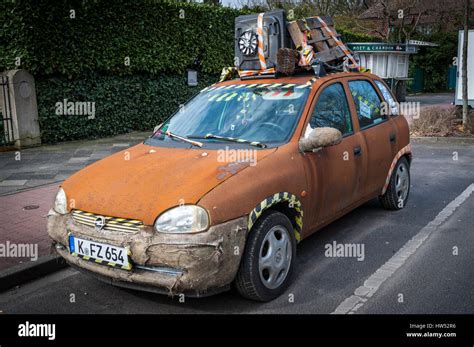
[72,210,144,233]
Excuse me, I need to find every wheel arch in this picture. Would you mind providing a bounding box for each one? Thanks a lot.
[248,192,303,242]
[381,144,412,195]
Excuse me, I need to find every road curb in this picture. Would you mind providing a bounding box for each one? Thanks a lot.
[0,181,62,197]
[411,136,474,144]
[0,254,68,292]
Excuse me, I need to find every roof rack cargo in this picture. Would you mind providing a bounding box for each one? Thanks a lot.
[231,10,363,81]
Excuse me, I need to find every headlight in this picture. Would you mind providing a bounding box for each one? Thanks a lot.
[54,188,68,214]
[154,205,209,233]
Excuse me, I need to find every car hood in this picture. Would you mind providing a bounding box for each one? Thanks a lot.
[62,143,276,225]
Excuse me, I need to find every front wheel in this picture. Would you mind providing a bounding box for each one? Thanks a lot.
[234,211,296,301]
[379,157,410,210]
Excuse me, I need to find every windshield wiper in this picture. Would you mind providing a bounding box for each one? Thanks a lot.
[188,133,267,148]
[163,130,203,148]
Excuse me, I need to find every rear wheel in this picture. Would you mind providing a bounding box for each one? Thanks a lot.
[380,157,410,210]
[235,211,296,301]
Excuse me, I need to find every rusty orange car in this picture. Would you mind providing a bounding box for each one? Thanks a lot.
[48,72,411,301]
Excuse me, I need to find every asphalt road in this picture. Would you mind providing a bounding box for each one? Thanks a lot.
[406,93,455,107]
[0,141,473,314]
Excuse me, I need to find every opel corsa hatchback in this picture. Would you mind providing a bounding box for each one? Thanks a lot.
[48,72,411,301]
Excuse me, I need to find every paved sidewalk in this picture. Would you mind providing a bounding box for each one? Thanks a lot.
[0,131,150,195]
[0,131,150,272]
[0,184,57,270]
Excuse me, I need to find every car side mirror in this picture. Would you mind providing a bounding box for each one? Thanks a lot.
[299,127,343,152]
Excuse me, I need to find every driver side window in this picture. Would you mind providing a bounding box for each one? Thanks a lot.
[309,83,353,135]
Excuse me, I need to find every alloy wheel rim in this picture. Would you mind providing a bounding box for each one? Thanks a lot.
[258,225,292,290]
[395,162,409,204]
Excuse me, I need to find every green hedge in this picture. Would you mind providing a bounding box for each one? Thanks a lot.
[1,0,239,76]
[338,28,378,44]
[1,0,236,143]
[36,73,217,143]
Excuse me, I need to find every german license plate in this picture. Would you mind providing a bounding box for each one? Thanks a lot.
[69,235,132,270]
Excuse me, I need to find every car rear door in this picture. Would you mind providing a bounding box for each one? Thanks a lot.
[300,80,367,230]
[346,78,397,198]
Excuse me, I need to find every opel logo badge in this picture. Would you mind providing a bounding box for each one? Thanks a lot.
[94,216,106,231]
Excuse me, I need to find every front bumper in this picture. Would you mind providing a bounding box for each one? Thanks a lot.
[47,210,247,296]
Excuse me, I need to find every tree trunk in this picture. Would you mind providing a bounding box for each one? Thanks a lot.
[462,0,469,128]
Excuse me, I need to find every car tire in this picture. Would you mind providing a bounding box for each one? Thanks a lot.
[235,210,296,302]
[380,157,410,210]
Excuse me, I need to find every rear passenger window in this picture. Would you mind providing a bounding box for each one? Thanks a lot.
[310,83,353,135]
[348,80,386,128]
[374,80,399,116]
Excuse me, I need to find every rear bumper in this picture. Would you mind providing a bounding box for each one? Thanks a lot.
[47,210,247,296]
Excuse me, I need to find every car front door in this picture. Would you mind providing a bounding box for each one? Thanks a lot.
[301,81,367,231]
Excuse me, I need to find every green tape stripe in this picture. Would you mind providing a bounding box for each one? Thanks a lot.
[248,192,303,242]
[268,83,283,88]
[225,92,238,101]
[208,93,220,101]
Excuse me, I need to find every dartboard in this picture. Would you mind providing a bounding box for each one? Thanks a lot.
[238,30,258,56]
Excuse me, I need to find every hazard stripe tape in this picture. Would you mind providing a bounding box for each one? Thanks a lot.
[206,83,303,97]
[248,192,304,242]
[72,210,143,227]
[225,92,238,101]
[257,13,266,70]
[381,144,412,195]
[216,93,230,101]
[238,67,276,78]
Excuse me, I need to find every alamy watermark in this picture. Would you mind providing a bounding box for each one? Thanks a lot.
[381,101,421,119]
[0,241,38,261]
[18,321,55,341]
[55,98,96,119]
[217,145,257,167]
[325,241,365,261]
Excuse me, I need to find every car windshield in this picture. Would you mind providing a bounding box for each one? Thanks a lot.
[146,82,310,148]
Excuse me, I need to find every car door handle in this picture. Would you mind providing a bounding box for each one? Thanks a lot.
[353,146,362,156]
[389,133,396,143]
